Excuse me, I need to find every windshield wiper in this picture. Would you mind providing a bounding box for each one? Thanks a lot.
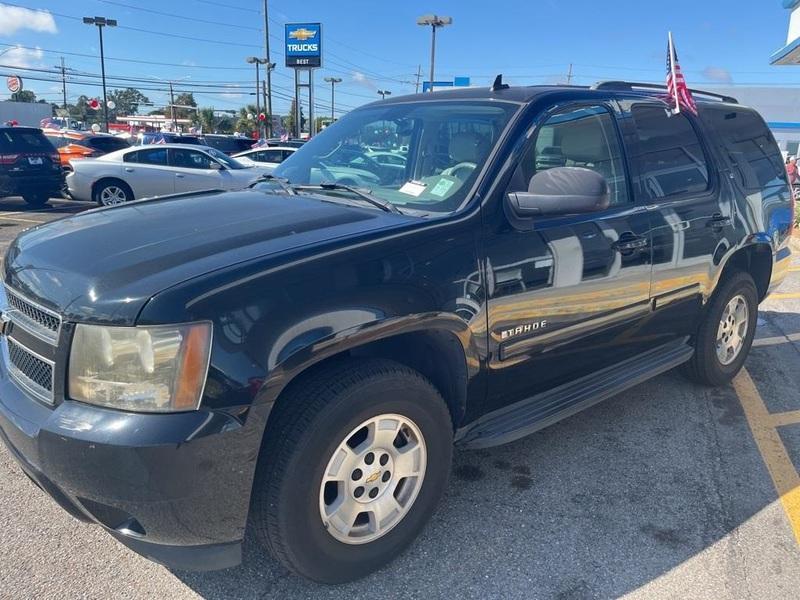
[255,174,295,194]
[294,182,403,214]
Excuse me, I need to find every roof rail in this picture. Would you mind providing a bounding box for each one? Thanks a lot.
[590,81,738,104]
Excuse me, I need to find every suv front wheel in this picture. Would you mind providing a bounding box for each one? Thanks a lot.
[683,271,758,386]
[250,358,453,583]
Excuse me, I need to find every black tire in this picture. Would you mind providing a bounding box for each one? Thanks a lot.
[250,358,453,584]
[682,271,758,386]
[92,179,133,206]
[22,193,50,207]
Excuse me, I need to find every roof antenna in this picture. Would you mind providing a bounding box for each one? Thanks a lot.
[490,74,509,91]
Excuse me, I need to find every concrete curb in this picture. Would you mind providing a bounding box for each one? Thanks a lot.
[790,233,800,255]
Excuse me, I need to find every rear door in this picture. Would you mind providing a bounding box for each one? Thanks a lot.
[483,101,653,411]
[122,147,174,198]
[620,101,728,342]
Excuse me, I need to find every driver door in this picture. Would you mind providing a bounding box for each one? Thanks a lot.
[168,148,224,193]
[482,102,654,412]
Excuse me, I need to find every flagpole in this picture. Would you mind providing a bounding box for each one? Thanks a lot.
[668,31,681,115]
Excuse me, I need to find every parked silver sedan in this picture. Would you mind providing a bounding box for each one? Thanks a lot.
[66,144,269,205]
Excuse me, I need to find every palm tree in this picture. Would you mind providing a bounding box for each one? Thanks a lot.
[235,104,259,136]
[197,107,216,133]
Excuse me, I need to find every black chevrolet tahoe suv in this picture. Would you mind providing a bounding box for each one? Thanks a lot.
[0,126,64,206]
[0,80,793,584]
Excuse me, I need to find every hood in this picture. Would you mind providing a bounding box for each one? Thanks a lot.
[4,189,413,324]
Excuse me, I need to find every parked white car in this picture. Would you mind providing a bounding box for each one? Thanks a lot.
[232,146,297,170]
[66,144,269,205]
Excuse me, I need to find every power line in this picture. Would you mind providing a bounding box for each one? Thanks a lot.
[97,0,262,31]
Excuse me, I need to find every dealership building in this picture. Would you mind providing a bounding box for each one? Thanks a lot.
[764,0,800,155]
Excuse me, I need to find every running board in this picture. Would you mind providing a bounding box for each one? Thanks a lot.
[455,338,694,449]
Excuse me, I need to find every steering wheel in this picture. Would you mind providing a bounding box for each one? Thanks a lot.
[441,161,477,180]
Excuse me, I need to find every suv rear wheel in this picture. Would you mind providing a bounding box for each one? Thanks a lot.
[250,358,453,583]
[683,271,758,386]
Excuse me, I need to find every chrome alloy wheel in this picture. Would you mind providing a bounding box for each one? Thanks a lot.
[99,185,127,205]
[716,294,749,366]
[319,413,427,545]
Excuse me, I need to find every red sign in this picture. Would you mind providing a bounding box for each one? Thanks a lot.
[87,98,100,110]
[6,76,22,94]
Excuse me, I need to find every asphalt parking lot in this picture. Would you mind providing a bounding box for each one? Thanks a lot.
[0,196,799,599]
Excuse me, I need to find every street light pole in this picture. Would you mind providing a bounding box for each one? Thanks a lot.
[83,16,117,132]
[324,77,342,122]
[416,15,452,92]
[246,57,272,139]
[263,0,274,138]
[377,90,392,100]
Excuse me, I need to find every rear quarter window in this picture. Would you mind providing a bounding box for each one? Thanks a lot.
[0,130,54,152]
[699,106,786,191]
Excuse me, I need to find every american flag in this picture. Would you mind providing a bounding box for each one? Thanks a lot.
[666,32,697,116]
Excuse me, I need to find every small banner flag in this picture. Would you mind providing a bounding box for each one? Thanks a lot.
[666,32,698,116]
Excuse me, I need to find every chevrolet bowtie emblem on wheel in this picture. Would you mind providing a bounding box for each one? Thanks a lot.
[364,470,381,484]
[0,312,13,337]
[288,28,316,41]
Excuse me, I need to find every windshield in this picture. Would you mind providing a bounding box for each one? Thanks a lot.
[270,100,519,213]
[206,147,248,169]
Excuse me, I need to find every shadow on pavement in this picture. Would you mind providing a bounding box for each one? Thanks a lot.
[173,361,794,599]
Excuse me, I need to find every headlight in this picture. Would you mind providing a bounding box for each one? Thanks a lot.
[68,322,212,413]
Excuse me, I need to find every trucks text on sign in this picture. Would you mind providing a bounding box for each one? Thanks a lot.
[285,23,322,68]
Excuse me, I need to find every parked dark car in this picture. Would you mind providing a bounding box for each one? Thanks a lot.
[0,80,793,584]
[136,132,203,146]
[200,134,256,155]
[0,126,64,205]
[264,137,306,148]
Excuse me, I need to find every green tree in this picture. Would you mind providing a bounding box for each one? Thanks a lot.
[235,103,259,137]
[173,92,197,120]
[107,88,150,118]
[10,90,36,103]
[196,107,217,133]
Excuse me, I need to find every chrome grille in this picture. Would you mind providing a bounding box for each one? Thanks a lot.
[6,338,54,404]
[4,286,61,343]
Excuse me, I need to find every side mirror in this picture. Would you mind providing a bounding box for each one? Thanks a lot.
[505,166,609,219]
[209,161,223,170]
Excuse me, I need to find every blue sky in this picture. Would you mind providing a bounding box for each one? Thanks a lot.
[0,0,797,116]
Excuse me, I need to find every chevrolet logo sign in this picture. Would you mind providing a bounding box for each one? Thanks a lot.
[289,28,316,41]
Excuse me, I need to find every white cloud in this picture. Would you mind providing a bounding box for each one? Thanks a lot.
[0,45,44,68]
[352,71,376,91]
[220,84,243,99]
[702,66,733,84]
[0,5,57,36]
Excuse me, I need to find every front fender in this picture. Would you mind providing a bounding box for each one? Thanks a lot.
[257,311,482,409]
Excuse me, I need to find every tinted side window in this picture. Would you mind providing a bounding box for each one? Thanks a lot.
[126,148,167,165]
[262,150,282,162]
[699,106,786,190]
[630,105,709,199]
[45,135,67,149]
[512,105,630,206]
[170,148,214,169]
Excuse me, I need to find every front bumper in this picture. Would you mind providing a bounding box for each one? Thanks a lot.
[0,366,256,571]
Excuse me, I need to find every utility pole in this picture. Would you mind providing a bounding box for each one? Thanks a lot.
[83,16,118,133]
[414,64,422,94]
[168,81,176,132]
[247,57,272,139]
[324,77,342,122]
[566,63,573,85]
[59,57,67,109]
[263,0,274,138]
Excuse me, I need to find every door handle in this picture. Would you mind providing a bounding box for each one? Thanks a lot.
[707,214,731,229]
[612,233,648,254]
[175,174,184,178]
[124,167,134,172]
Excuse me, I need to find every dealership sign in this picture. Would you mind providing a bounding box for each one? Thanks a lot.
[285,23,321,68]
[6,75,22,93]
